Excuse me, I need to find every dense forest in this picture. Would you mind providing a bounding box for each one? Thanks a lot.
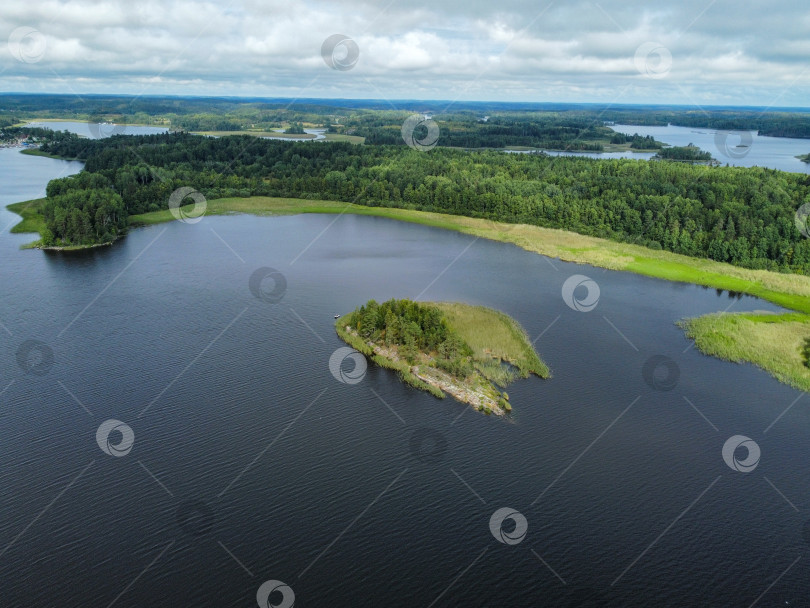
[0,125,73,144]
[347,299,475,376]
[42,171,127,245]
[32,130,810,274]
[609,133,663,149]
[654,145,714,162]
[5,94,810,140]
[343,112,620,150]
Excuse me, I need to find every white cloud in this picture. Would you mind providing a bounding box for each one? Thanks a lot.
[0,0,808,106]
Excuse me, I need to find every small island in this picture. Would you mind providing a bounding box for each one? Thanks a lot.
[653,144,714,163]
[335,299,549,415]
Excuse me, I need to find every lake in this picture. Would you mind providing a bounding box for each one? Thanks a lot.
[508,124,810,174]
[25,120,169,139]
[27,119,810,174]
[2,148,810,607]
[611,123,810,174]
[25,120,326,142]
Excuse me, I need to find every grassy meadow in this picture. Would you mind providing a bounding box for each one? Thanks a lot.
[679,312,810,392]
[430,302,549,382]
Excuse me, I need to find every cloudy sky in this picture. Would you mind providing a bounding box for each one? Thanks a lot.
[2,0,809,107]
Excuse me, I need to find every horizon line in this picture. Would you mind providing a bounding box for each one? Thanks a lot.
[1,92,809,113]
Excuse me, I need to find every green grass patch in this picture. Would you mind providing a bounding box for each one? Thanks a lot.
[430,302,549,381]
[323,133,365,144]
[679,312,810,392]
[19,148,73,159]
[6,198,46,247]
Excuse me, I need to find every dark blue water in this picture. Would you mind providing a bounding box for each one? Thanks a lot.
[2,148,810,607]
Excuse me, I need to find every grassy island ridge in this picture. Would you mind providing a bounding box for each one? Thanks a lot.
[335,299,548,415]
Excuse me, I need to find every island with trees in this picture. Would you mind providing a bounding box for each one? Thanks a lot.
[653,144,714,163]
[284,122,306,134]
[335,299,549,415]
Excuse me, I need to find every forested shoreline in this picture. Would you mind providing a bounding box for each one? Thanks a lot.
[26,130,810,274]
[4,93,810,139]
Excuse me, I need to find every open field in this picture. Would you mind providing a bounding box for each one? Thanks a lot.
[323,133,365,143]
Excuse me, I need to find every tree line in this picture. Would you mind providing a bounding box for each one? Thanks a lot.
[347,299,474,376]
[36,131,810,274]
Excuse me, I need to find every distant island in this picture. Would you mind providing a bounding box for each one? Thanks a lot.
[654,144,715,163]
[799,153,810,164]
[335,299,549,415]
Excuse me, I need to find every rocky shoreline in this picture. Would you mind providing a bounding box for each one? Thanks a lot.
[344,326,508,416]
